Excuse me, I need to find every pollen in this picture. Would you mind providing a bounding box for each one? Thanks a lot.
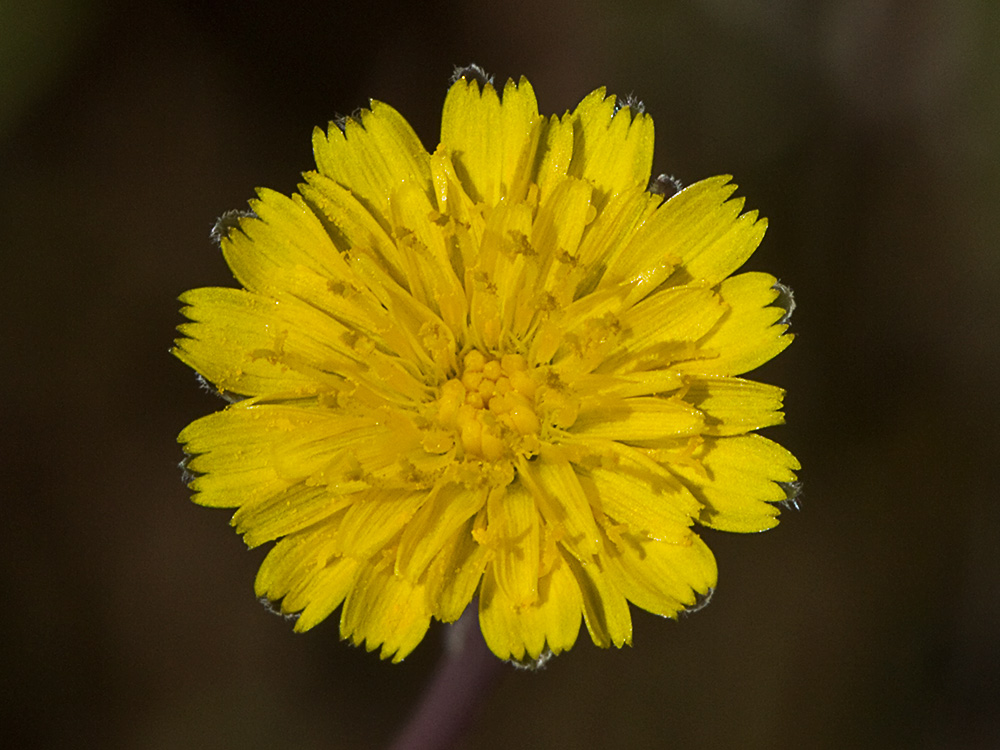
[436,351,542,461]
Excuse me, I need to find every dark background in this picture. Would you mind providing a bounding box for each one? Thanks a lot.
[3,0,998,747]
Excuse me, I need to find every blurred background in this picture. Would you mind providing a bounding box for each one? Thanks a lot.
[3,0,998,747]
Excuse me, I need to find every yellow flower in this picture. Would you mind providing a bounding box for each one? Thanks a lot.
[175,72,799,664]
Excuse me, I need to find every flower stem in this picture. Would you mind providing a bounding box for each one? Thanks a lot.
[389,607,503,750]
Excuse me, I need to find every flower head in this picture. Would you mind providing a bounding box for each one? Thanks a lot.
[175,72,799,663]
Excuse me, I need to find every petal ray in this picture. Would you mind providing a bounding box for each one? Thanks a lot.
[670,435,800,532]
[479,552,583,662]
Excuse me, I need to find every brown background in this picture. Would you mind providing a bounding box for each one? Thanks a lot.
[3,0,998,747]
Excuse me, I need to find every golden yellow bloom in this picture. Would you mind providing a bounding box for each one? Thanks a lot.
[175,72,799,664]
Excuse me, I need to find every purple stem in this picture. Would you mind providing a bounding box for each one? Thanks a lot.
[389,608,504,750]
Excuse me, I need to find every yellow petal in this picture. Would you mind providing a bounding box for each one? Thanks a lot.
[298,170,404,282]
[599,285,727,373]
[429,145,482,228]
[174,287,340,398]
[254,524,346,605]
[486,482,540,607]
[291,555,360,632]
[567,88,654,204]
[625,285,726,348]
[222,189,345,295]
[180,402,385,501]
[329,253,459,381]
[387,180,467,331]
[534,114,575,203]
[183,400,409,488]
[605,530,717,618]
[340,557,432,662]
[479,200,540,339]
[234,484,356,549]
[674,272,793,377]
[569,369,686,400]
[496,77,544,203]
[269,413,417,487]
[578,465,697,543]
[312,100,433,221]
[517,452,602,558]
[670,434,800,532]
[562,552,632,648]
[426,512,489,622]
[179,404,302,508]
[177,280,434,403]
[267,263,431,374]
[574,186,660,294]
[571,395,704,441]
[440,76,542,206]
[685,375,787,435]
[531,176,597,304]
[536,285,627,367]
[479,551,582,662]
[331,488,430,559]
[395,484,486,582]
[603,176,764,290]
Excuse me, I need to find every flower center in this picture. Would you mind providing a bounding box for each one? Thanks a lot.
[435,351,541,461]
